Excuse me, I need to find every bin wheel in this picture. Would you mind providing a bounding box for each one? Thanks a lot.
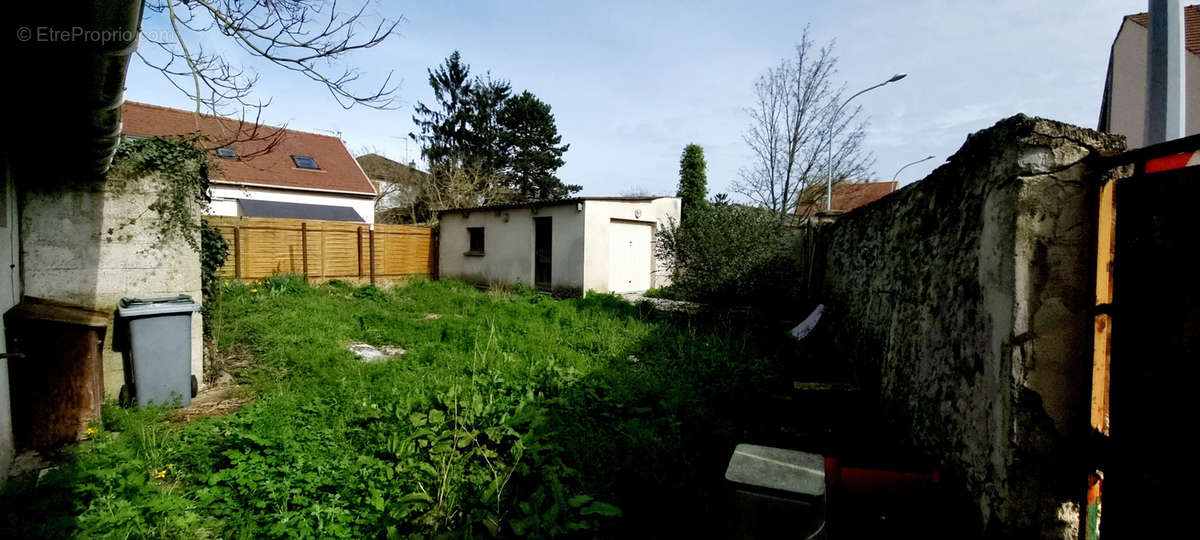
[191,375,198,398]
[119,385,134,408]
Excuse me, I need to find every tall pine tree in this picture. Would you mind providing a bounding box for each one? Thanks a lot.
[410,52,577,205]
[410,51,473,167]
[498,91,577,200]
[466,75,512,177]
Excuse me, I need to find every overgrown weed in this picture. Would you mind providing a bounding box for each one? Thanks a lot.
[1,277,789,538]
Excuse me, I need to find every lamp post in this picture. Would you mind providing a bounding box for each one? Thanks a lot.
[827,73,906,211]
[892,155,935,183]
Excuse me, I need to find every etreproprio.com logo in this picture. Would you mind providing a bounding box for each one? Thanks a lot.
[16,26,170,45]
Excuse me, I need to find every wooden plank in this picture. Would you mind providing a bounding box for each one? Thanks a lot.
[1091,179,1115,435]
[233,227,241,279]
[1084,177,1116,540]
[301,222,309,278]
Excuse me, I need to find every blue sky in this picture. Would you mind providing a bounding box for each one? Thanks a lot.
[125,0,1150,198]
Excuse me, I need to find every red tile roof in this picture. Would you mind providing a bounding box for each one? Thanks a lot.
[795,181,898,215]
[1127,4,1200,56]
[120,101,375,196]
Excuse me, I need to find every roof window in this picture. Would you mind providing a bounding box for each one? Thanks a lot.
[216,147,237,159]
[292,155,320,170]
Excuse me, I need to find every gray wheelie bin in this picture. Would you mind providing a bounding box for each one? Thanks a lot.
[112,295,200,407]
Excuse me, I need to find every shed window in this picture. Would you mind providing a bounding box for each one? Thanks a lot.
[467,227,485,255]
[292,155,320,169]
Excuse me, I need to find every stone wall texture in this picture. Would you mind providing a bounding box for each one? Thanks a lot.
[20,174,203,399]
[820,115,1128,539]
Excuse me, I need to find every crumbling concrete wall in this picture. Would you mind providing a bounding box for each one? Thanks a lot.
[820,115,1127,538]
[20,174,203,400]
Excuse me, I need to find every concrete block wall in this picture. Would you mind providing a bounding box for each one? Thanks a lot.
[819,115,1127,538]
[20,174,203,400]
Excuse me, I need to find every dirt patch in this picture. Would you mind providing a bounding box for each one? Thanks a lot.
[174,340,256,423]
[170,382,253,424]
[204,339,254,385]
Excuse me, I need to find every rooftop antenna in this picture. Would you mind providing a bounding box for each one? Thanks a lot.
[314,128,344,141]
[389,135,413,164]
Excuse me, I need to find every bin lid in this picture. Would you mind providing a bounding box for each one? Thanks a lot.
[116,295,200,317]
[725,444,825,497]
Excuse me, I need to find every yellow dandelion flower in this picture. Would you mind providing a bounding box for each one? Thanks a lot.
[84,427,98,436]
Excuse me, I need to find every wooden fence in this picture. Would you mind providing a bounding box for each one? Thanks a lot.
[204,216,437,283]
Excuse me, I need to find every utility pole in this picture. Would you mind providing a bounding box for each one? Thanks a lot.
[1145,0,1186,145]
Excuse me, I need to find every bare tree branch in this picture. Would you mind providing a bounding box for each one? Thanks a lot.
[138,0,402,146]
[734,27,875,215]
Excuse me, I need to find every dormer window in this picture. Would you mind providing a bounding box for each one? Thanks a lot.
[292,155,320,170]
[216,147,237,160]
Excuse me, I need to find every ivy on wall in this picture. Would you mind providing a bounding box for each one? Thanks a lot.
[106,135,212,251]
[107,135,230,316]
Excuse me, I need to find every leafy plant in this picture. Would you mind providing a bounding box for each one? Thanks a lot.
[200,222,230,337]
[107,135,213,251]
[657,202,802,310]
[677,144,708,222]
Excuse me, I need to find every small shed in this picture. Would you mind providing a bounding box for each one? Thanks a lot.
[437,197,681,296]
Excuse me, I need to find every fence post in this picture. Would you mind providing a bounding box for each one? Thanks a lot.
[369,224,376,285]
[431,228,439,280]
[233,226,241,279]
[301,222,309,278]
[357,226,364,278]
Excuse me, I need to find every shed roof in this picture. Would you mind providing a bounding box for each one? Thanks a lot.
[436,196,670,216]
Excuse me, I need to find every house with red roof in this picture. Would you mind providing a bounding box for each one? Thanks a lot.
[121,102,378,223]
[1099,4,1200,148]
[794,181,898,218]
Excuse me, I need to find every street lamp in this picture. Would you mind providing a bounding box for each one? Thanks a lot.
[826,73,906,211]
[892,155,935,183]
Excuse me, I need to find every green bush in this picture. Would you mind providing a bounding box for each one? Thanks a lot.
[200,222,228,301]
[199,222,229,336]
[656,203,801,309]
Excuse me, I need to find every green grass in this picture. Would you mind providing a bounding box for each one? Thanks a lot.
[1,277,795,538]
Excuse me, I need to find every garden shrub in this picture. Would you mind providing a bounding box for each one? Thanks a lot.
[656,202,803,310]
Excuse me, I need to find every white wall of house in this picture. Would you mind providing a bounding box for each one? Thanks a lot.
[0,164,20,480]
[20,174,203,400]
[581,198,679,294]
[439,204,586,293]
[207,183,376,223]
[1106,18,1200,148]
[438,198,680,295]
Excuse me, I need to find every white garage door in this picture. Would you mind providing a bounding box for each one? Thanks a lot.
[608,220,653,293]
